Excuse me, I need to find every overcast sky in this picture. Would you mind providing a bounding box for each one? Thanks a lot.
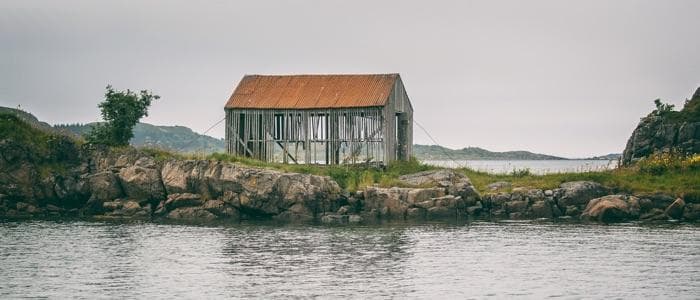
[1,0,698,158]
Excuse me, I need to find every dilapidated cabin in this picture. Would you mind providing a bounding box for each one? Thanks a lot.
[224,74,413,165]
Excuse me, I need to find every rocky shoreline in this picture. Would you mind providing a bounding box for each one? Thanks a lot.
[1,143,698,225]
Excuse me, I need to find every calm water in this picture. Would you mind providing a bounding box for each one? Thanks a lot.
[0,221,698,299]
[423,160,618,174]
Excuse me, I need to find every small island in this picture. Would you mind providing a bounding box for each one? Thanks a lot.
[1,85,698,224]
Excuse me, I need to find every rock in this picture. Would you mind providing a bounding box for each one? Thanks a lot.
[544,190,553,197]
[45,204,62,212]
[640,193,676,210]
[161,160,341,220]
[320,214,348,224]
[399,169,460,186]
[406,188,444,204]
[509,212,525,220]
[640,208,667,221]
[165,193,203,209]
[15,202,30,211]
[581,195,640,223]
[336,205,351,215]
[87,171,124,201]
[622,88,700,165]
[529,200,553,219]
[427,206,452,220]
[363,187,411,219]
[406,207,426,220]
[398,169,481,202]
[665,198,686,219]
[557,181,607,209]
[466,205,482,216]
[118,165,166,202]
[348,214,363,223]
[167,207,217,221]
[505,200,528,213]
[564,206,580,216]
[683,204,700,221]
[487,181,511,191]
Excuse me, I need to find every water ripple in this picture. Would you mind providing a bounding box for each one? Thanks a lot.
[0,221,698,299]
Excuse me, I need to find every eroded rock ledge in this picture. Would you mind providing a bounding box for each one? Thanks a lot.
[0,147,698,224]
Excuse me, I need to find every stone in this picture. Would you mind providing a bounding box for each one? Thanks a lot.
[505,200,528,213]
[581,195,640,223]
[487,181,511,191]
[509,212,525,220]
[165,193,203,209]
[406,188,444,205]
[565,206,580,216]
[337,205,351,215]
[118,165,166,202]
[320,214,348,224]
[45,204,61,212]
[664,198,686,220]
[529,200,553,219]
[640,208,667,221]
[348,214,363,223]
[406,207,426,220]
[544,190,553,197]
[427,206,453,220]
[683,204,700,221]
[466,205,482,216]
[558,181,607,208]
[167,207,217,221]
[398,169,481,202]
[102,201,121,211]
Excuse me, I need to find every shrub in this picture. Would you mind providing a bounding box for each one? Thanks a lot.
[87,85,159,146]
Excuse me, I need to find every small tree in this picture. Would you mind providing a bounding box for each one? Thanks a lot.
[653,99,675,116]
[87,85,160,146]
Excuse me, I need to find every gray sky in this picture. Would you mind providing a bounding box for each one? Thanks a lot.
[1,0,698,158]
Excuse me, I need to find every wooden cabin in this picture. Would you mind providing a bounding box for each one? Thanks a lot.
[224,73,413,165]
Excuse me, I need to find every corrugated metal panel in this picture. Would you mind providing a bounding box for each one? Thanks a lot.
[225,74,399,109]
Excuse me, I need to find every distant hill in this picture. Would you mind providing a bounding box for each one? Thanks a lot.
[585,153,622,160]
[413,144,566,160]
[55,122,226,153]
[0,107,55,133]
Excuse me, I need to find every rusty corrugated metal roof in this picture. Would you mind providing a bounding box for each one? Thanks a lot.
[225,74,399,109]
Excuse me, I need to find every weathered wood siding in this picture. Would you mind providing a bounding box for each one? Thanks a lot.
[224,78,413,165]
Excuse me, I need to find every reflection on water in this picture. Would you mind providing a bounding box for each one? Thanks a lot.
[0,221,698,298]
[423,159,618,174]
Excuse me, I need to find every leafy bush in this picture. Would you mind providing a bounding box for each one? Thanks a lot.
[87,85,159,146]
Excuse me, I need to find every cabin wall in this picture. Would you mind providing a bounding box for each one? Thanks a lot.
[224,77,413,165]
[225,107,388,164]
[383,78,413,162]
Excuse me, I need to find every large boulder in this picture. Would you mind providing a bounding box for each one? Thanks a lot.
[118,165,166,202]
[160,160,341,220]
[581,195,640,223]
[87,171,123,201]
[398,169,480,202]
[557,181,608,210]
[362,187,466,221]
